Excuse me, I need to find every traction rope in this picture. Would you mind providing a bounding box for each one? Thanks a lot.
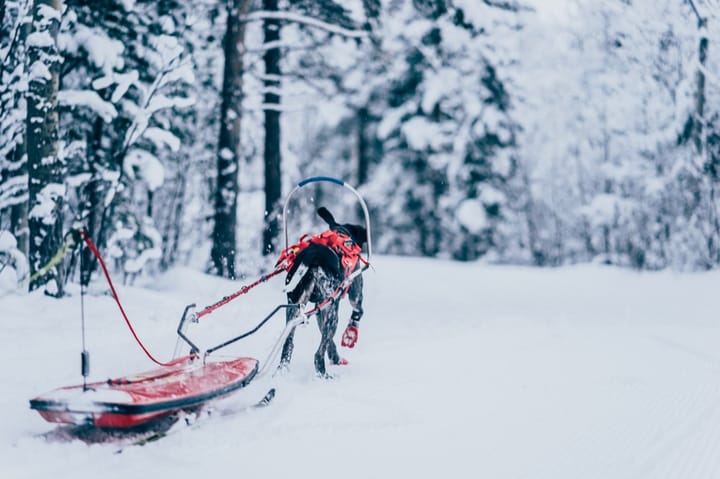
[79,230,194,367]
[194,267,287,321]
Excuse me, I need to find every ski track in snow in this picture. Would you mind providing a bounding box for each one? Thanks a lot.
[1,256,720,479]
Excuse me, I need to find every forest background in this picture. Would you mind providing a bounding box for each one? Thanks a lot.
[1,0,719,295]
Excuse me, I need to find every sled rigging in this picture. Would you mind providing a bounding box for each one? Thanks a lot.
[29,176,372,433]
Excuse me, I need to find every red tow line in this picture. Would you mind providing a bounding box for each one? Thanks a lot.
[194,267,287,321]
[80,231,193,367]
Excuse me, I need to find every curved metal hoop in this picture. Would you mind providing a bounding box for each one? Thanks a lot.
[282,176,372,262]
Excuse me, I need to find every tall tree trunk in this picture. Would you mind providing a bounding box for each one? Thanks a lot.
[262,0,282,256]
[357,106,369,186]
[79,117,112,286]
[160,171,187,271]
[694,18,708,155]
[26,0,64,294]
[211,0,251,278]
[10,144,28,256]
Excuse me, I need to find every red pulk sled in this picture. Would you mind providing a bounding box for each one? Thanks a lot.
[29,176,372,431]
[30,355,258,429]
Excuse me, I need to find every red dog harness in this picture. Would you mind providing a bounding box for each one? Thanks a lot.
[276,230,363,277]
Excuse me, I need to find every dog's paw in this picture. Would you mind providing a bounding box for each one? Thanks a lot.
[315,371,335,381]
[275,363,290,377]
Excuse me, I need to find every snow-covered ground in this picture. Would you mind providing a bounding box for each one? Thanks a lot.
[2,256,720,479]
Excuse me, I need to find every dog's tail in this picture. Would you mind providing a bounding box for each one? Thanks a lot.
[317,206,367,247]
[317,207,337,228]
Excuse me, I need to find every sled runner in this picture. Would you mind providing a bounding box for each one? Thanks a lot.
[29,176,372,432]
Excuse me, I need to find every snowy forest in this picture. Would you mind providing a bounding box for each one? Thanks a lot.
[1,0,720,296]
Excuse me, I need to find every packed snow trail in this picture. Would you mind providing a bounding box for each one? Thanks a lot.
[2,256,720,479]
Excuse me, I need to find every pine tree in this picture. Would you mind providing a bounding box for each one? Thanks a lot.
[0,0,30,258]
[336,0,525,260]
[59,0,197,283]
[26,0,65,293]
[514,0,720,270]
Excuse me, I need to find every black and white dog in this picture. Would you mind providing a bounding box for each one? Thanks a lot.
[279,207,367,378]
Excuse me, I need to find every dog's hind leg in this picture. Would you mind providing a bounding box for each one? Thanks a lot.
[313,309,330,377]
[279,273,314,371]
[315,304,341,376]
[324,306,344,366]
[314,308,342,366]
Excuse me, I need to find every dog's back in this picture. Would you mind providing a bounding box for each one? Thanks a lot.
[285,243,342,304]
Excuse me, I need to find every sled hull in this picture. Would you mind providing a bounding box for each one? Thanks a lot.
[30,357,258,428]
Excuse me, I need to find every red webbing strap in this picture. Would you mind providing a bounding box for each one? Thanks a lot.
[194,266,286,320]
[80,230,195,367]
[304,264,369,317]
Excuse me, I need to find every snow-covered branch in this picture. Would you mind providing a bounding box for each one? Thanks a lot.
[0,1,31,67]
[244,39,320,53]
[244,102,303,113]
[241,11,367,39]
[0,175,28,210]
[58,90,118,122]
[120,53,192,155]
[481,0,531,12]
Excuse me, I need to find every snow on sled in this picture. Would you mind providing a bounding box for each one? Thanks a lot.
[29,356,258,428]
[29,176,372,434]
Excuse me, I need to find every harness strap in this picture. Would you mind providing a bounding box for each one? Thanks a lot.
[276,230,363,278]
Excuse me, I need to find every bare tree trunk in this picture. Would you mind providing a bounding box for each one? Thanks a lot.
[357,106,370,186]
[262,0,281,256]
[10,139,28,255]
[9,109,28,257]
[77,116,116,286]
[160,172,186,271]
[520,168,544,265]
[694,18,708,155]
[26,0,65,294]
[683,2,708,155]
[211,0,252,278]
